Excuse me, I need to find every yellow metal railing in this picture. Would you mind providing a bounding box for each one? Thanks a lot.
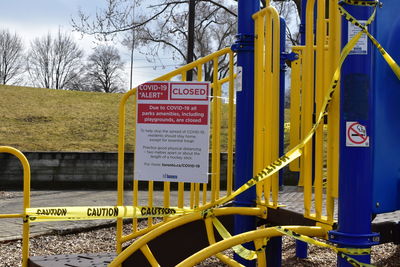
[253,5,281,209]
[116,48,236,252]
[288,0,340,225]
[0,146,31,267]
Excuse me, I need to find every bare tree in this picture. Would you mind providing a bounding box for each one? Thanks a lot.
[85,45,124,93]
[0,29,24,85]
[72,1,237,81]
[270,1,301,46]
[72,0,301,83]
[26,29,84,90]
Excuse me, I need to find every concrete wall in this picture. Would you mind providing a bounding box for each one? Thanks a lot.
[0,152,230,189]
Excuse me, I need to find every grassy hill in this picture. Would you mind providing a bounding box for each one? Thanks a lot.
[0,85,136,152]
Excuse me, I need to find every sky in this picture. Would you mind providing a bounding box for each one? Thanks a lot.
[1,1,299,91]
[0,0,179,90]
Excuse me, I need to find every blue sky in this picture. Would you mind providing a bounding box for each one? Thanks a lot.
[0,0,178,89]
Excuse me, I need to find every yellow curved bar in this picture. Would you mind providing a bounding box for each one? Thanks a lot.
[109,207,262,266]
[176,226,326,267]
[0,146,31,267]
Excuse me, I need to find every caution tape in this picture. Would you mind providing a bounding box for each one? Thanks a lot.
[275,226,374,267]
[338,1,400,79]
[275,226,370,256]
[212,217,261,260]
[202,208,267,261]
[25,206,194,222]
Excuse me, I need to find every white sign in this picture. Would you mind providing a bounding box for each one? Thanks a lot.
[346,121,370,147]
[134,81,210,183]
[348,20,368,55]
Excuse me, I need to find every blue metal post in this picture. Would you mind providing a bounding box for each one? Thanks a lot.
[296,0,309,257]
[329,1,379,266]
[265,16,288,267]
[295,239,308,259]
[300,0,307,45]
[231,0,259,266]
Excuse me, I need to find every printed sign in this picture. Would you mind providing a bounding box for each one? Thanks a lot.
[134,81,210,183]
[348,20,368,55]
[346,121,370,147]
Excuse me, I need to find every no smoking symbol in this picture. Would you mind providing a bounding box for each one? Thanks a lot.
[346,122,369,147]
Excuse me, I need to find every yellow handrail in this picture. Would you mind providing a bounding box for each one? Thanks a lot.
[0,146,31,267]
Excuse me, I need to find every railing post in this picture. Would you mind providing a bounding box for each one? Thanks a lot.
[329,1,379,266]
[231,0,259,266]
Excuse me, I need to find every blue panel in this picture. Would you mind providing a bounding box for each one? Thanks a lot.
[372,0,400,213]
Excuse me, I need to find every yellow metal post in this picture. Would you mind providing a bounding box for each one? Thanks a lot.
[302,0,316,217]
[327,0,341,222]
[314,0,327,220]
[227,51,235,196]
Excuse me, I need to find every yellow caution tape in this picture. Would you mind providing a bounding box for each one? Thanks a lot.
[26,206,193,222]
[338,3,400,79]
[339,253,375,267]
[275,227,374,267]
[275,226,370,256]
[212,217,260,260]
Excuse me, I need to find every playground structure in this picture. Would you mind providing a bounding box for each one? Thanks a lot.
[0,0,400,266]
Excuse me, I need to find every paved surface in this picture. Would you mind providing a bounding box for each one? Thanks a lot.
[0,187,399,242]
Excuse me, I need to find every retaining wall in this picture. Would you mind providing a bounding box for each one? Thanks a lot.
[0,152,230,189]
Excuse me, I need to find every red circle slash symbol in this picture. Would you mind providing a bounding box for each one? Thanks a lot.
[347,122,368,145]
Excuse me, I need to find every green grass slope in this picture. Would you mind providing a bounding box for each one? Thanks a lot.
[0,85,135,152]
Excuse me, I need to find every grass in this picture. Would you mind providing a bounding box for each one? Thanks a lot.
[0,85,136,152]
[0,85,233,152]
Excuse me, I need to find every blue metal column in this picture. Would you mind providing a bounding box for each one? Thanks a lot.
[329,1,379,266]
[300,0,307,45]
[231,0,259,266]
